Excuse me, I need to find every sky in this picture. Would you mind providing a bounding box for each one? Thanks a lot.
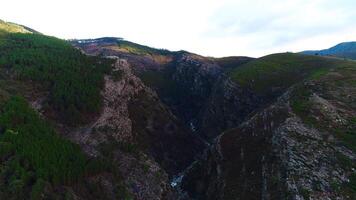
[1,0,356,57]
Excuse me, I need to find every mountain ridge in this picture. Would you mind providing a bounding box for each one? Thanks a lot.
[0,20,355,200]
[301,41,356,60]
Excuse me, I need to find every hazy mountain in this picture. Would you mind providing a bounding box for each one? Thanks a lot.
[302,41,356,60]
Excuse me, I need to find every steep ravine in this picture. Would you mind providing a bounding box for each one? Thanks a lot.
[2,20,355,200]
[71,38,258,142]
[181,77,356,200]
[197,74,262,141]
[71,39,356,200]
[33,56,205,199]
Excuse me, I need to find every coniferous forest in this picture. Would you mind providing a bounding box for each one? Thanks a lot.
[0,33,114,124]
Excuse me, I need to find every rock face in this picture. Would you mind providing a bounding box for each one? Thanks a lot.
[166,52,222,125]
[198,74,262,141]
[71,37,173,71]
[71,38,356,200]
[182,94,290,200]
[182,68,356,200]
[71,38,260,143]
[66,57,204,199]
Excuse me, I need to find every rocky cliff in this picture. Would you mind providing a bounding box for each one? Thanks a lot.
[67,57,205,199]
[197,74,262,141]
[71,38,259,142]
[182,65,356,200]
[69,39,356,200]
[29,54,205,199]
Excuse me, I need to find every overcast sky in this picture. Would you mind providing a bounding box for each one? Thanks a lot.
[1,0,356,57]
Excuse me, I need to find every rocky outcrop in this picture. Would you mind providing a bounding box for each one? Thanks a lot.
[70,39,356,200]
[71,38,172,71]
[64,57,204,199]
[198,74,262,141]
[72,39,260,143]
[182,78,356,200]
[165,52,222,125]
[182,93,290,200]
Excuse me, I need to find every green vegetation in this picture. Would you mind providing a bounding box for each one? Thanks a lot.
[299,188,310,199]
[339,172,356,200]
[0,32,114,124]
[335,153,356,198]
[290,86,317,126]
[289,64,356,199]
[116,40,170,56]
[291,86,356,152]
[99,137,139,157]
[336,129,356,152]
[228,53,347,96]
[111,70,124,82]
[215,56,253,72]
[0,96,106,199]
[0,20,31,35]
[139,70,181,99]
[336,152,355,171]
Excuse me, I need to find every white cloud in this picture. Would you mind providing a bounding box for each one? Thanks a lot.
[1,0,356,57]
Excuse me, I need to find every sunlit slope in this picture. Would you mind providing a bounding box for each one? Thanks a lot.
[229,53,356,97]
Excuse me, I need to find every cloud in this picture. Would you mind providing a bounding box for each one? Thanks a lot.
[0,0,356,57]
[205,0,356,48]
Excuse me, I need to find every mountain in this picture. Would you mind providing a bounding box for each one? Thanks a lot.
[301,42,356,60]
[182,55,356,200]
[0,20,355,200]
[199,53,342,140]
[71,37,356,199]
[0,21,204,199]
[71,38,255,141]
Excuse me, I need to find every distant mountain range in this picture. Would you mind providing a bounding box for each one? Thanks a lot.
[301,41,356,60]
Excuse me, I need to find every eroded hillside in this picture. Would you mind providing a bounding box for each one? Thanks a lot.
[182,60,356,200]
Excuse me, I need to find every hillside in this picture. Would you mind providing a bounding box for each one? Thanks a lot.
[214,56,254,71]
[0,21,124,200]
[228,53,348,97]
[0,21,204,200]
[0,19,355,200]
[0,20,33,34]
[71,37,223,136]
[197,53,353,141]
[302,42,356,60]
[182,59,356,200]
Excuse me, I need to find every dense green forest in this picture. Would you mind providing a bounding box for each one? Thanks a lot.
[0,96,107,199]
[0,24,118,199]
[0,33,114,124]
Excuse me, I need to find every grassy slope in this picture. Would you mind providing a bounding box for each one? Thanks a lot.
[227,52,356,197]
[228,53,355,97]
[215,56,254,72]
[0,20,32,34]
[115,40,171,56]
[217,57,356,199]
[290,64,356,198]
[229,53,356,197]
